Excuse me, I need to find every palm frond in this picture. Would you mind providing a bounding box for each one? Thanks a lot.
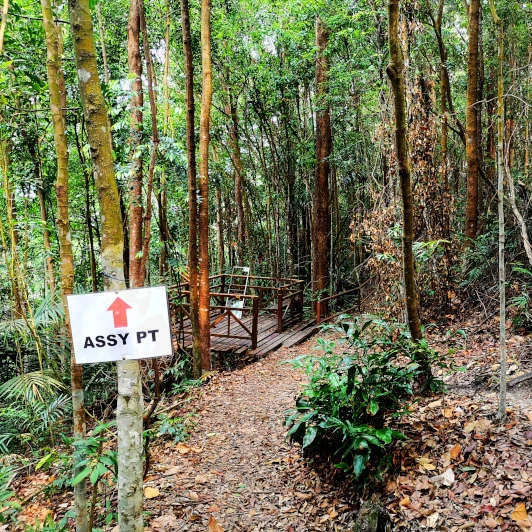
[0,371,67,404]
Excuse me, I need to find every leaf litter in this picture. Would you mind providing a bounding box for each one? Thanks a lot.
[144,321,530,531]
[5,319,530,531]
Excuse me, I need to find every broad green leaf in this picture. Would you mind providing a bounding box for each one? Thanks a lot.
[72,467,91,486]
[302,425,318,449]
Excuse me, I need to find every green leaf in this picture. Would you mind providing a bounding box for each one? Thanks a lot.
[72,467,91,486]
[353,454,367,478]
[368,400,379,415]
[302,425,318,449]
[90,462,107,485]
[375,428,393,444]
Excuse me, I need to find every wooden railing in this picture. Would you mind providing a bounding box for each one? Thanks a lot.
[168,274,304,348]
[315,287,359,325]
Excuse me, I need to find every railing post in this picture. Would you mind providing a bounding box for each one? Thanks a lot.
[277,288,284,332]
[251,298,259,349]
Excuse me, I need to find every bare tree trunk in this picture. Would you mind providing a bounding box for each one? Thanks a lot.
[180,0,202,377]
[198,0,212,371]
[37,187,57,293]
[224,76,247,263]
[127,0,144,287]
[465,0,481,243]
[387,0,426,359]
[312,16,331,316]
[41,5,88,527]
[489,0,507,421]
[215,178,225,272]
[138,0,159,282]
[69,1,143,529]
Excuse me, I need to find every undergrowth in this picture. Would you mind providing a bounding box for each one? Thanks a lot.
[285,315,446,483]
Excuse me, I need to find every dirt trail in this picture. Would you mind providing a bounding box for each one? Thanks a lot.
[144,339,357,531]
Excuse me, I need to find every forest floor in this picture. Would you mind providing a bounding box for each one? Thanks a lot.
[140,318,531,532]
[8,317,532,531]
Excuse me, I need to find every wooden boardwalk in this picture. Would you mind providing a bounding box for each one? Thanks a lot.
[174,310,318,359]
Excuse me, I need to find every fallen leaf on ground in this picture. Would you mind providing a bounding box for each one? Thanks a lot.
[208,515,225,531]
[417,457,436,471]
[449,443,461,459]
[511,502,531,529]
[430,468,455,487]
[144,486,160,499]
[149,513,181,530]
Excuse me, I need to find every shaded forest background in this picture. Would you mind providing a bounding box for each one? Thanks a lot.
[0,0,530,475]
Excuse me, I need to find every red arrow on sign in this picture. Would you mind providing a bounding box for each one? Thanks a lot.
[107,297,132,328]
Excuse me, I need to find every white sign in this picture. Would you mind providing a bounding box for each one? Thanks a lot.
[67,286,172,364]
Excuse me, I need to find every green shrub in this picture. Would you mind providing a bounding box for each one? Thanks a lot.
[285,315,437,482]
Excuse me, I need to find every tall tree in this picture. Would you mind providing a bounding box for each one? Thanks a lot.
[464,0,481,242]
[127,0,144,287]
[180,0,202,377]
[41,1,87,529]
[198,0,213,371]
[488,0,507,421]
[312,15,331,314]
[387,0,427,374]
[69,1,144,529]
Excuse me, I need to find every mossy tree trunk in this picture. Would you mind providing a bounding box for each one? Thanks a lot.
[387,0,431,383]
[41,2,87,529]
[69,1,143,529]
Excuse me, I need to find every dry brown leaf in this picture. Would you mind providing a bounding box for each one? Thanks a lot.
[176,443,192,454]
[417,457,436,471]
[442,408,454,418]
[150,513,181,530]
[430,468,455,487]
[449,444,461,460]
[426,512,439,528]
[208,515,225,532]
[511,502,530,525]
[162,465,181,476]
[464,420,476,433]
[475,419,492,434]
[400,497,411,507]
[483,517,500,529]
[144,486,160,499]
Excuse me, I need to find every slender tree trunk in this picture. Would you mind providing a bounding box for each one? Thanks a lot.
[180,0,202,377]
[69,2,143,529]
[198,0,212,371]
[312,16,331,315]
[158,0,171,278]
[224,76,246,263]
[40,1,87,529]
[127,0,144,287]
[387,0,426,352]
[464,0,481,242]
[215,178,225,272]
[74,124,98,291]
[37,187,57,293]
[138,0,159,281]
[489,0,506,421]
